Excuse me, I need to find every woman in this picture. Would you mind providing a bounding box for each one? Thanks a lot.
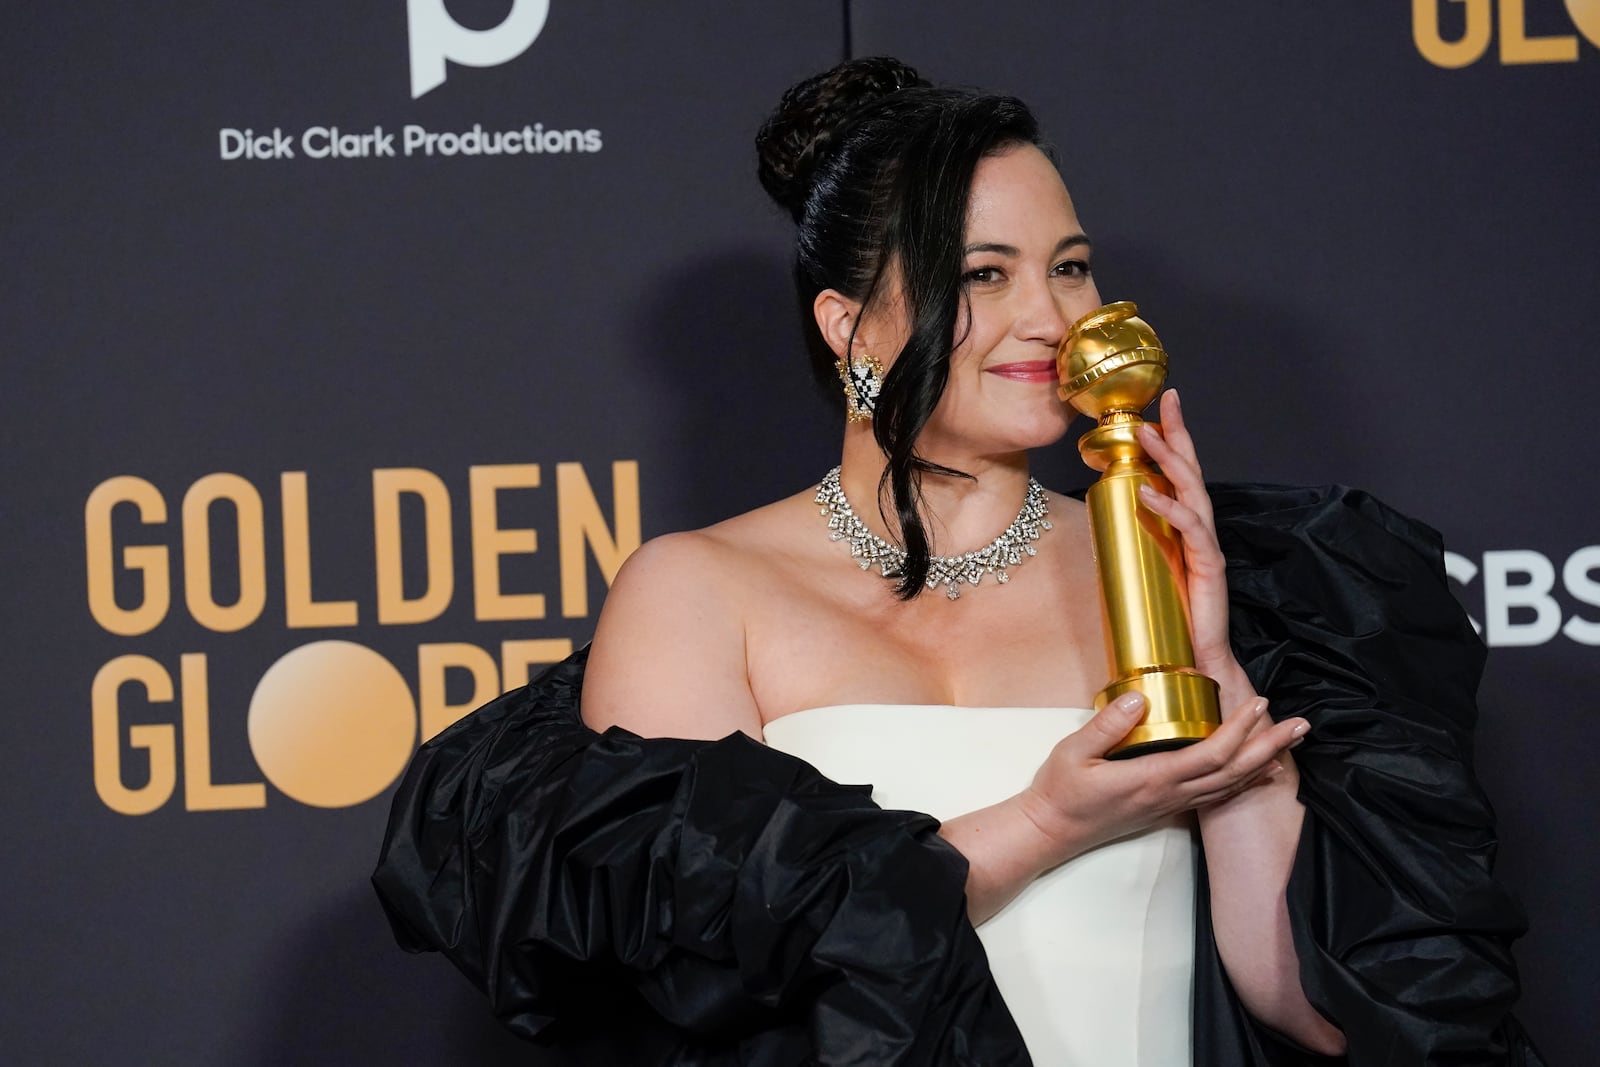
[375,58,1542,1065]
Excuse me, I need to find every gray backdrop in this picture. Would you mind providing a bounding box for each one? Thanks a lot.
[3,2,1594,1062]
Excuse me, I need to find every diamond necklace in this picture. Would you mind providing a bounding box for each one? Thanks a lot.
[815,465,1052,600]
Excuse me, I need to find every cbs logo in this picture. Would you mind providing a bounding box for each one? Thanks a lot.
[408,0,550,98]
[1414,0,1600,66]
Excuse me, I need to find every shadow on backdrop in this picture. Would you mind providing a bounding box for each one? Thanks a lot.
[1081,239,1398,494]
[628,245,840,531]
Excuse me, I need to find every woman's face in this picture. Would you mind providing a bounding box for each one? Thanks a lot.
[868,143,1102,460]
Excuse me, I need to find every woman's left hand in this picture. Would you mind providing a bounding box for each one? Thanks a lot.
[1134,389,1257,717]
[1135,391,1340,1053]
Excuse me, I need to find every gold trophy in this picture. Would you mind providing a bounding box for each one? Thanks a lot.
[1056,302,1221,757]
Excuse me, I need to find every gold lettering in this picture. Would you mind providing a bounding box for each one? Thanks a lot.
[417,642,500,741]
[281,472,358,628]
[91,655,177,815]
[469,464,545,621]
[85,476,170,636]
[373,468,455,625]
[182,473,268,632]
[1499,0,1579,62]
[1413,0,1493,67]
[180,653,266,811]
[557,461,641,619]
[501,638,575,690]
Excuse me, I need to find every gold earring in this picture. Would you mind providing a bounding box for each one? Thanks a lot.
[835,351,884,423]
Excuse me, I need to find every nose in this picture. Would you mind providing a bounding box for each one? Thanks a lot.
[1015,276,1074,348]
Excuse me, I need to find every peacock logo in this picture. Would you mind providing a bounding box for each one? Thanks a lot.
[408,0,551,98]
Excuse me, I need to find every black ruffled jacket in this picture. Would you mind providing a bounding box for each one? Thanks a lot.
[373,485,1546,1065]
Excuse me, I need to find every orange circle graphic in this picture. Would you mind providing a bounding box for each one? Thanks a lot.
[1567,0,1600,47]
[247,641,416,808]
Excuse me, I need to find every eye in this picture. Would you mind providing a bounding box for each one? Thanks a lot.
[961,265,1005,286]
[1052,258,1093,279]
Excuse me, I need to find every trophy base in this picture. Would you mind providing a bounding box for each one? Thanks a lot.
[1105,736,1202,760]
[1097,669,1220,759]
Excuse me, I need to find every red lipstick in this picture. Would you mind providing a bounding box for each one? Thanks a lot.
[984,360,1058,383]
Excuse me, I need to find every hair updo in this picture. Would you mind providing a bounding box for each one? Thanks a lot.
[756,57,1044,599]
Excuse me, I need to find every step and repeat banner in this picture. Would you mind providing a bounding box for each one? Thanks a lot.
[3,2,1594,1063]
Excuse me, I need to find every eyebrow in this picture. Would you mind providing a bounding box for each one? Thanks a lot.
[962,234,1093,258]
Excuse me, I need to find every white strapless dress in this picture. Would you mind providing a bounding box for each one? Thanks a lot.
[763,704,1196,1066]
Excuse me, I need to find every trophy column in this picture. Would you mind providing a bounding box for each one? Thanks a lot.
[1057,302,1220,757]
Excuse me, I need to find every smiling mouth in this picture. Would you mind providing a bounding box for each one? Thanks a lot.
[984,360,1059,383]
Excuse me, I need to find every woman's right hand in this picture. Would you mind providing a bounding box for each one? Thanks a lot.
[1017,691,1306,864]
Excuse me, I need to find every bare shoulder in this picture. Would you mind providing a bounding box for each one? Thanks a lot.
[600,526,747,615]
[601,493,803,609]
[580,491,814,741]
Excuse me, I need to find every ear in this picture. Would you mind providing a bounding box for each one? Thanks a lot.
[812,289,863,362]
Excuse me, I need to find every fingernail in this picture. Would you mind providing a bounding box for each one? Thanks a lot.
[1170,388,1182,409]
[1252,697,1270,717]
[1266,761,1283,777]
[1288,721,1309,748]
[1111,691,1145,713]
[1137,484,1158,501]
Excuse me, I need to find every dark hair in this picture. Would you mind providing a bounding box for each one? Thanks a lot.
[757,57,1043,598]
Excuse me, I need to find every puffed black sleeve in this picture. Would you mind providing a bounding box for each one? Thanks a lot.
[1194,484,1546,1066]
[371,648,1028,1065]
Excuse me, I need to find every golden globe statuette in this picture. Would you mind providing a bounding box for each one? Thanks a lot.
[1057,302,1221,757]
